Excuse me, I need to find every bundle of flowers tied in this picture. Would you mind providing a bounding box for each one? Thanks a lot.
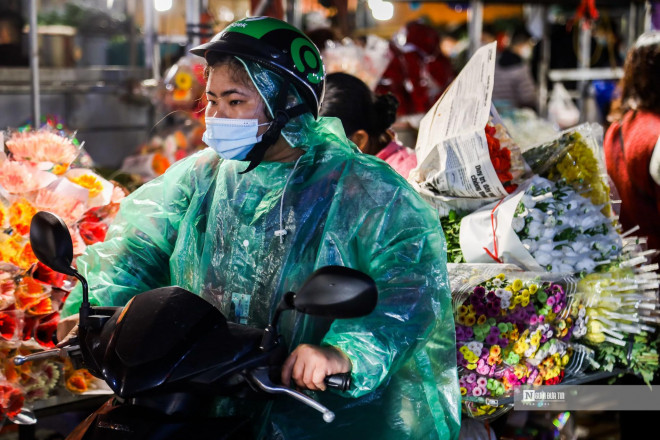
[0,128,125,420]
[453,271,581,419]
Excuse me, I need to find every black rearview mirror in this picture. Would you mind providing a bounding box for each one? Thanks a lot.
[29,211,76,276]
[293,266,377,319]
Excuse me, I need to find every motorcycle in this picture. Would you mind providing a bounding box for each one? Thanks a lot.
[14,211,378,439]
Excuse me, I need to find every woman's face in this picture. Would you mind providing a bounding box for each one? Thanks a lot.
[205,63,270,136]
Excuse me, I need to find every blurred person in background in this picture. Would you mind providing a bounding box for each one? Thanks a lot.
[492,27,538,110]
[377,20,455,116]
[604,31,660,264]
[321,72,418,179]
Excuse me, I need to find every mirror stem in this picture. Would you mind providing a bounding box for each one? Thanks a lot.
[260,291,295,351]
[72,270,90,327]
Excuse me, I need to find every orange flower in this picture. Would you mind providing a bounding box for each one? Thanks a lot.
[66,372,88,393]
[15,277,50,311]
[17,242,38,270]
[8,198,37,236]
[27,297,53,316]
[152,153,171,176]
[0,203,7,229]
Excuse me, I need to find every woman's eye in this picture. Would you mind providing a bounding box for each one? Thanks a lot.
[207,100,216,106]
[229,100,242,106]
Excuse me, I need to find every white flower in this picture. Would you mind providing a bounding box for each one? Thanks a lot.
[535,251,553,266]
[522,239,538,253]
[558,263,574,273]
[575,258,596,273]
[511,216,525,233]
[527,222,542,239]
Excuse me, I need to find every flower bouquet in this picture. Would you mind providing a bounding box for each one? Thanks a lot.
[522,123,612,216]
[0,128,125,413]
[459,175,621,274]
[453,271,585,419]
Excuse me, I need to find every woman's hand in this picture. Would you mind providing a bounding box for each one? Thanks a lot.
[281,344,351,391]
[57,314,80,346]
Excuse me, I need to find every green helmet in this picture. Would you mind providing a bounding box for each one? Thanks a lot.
[190,16,325,118]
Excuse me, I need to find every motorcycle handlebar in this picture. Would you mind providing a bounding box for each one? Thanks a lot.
[324,373,351,392]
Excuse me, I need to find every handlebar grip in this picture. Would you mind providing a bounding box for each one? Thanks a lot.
[324,373,351,392]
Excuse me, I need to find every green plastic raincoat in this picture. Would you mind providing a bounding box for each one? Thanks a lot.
[62,59,460,439]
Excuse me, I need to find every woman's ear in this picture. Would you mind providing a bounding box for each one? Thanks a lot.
[349,130,370,152]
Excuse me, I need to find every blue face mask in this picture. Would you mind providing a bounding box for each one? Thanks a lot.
[202,117,271,160]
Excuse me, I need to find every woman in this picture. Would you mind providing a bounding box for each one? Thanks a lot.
[320,72,418,178]
[604,31,660,263]
[59,17,459,440]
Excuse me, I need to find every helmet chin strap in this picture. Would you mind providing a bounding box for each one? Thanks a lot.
[240,79,308,174]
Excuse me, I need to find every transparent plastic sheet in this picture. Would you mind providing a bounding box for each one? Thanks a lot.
[322,36,392,90]
[522,123,613,217]
[62,61,460,439]
[460,176,623,274]
[452,270,583,420]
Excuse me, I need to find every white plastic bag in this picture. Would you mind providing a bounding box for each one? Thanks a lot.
[548,83,580,129]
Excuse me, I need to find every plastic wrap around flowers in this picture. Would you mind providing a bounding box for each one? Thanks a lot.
[0,128,125,419]
[455,273,578,419]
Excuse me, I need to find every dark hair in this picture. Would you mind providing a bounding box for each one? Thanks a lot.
[202,53,254,89]
[320,72,398,154]
[619,34,660,115]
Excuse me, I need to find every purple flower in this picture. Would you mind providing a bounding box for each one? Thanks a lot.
[456,326,465,340]
[474,286,486,296]
[464,327,474,339]
[540,335,548,344]
[499,338,509,347]
[459,358,468,367]
[481,348,490,358]
[489,326,501,336]
[547,296,556,307]
[459,377,467,387]
[475,303,487,315]
[486,334,499,345]
[529,315,539,326]
[466,373,477,383]
[486,291,496,301]
[553,304,562,314]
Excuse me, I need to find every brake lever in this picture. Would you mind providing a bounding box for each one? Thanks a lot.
[13,343,81,366]
[248,367,336,423]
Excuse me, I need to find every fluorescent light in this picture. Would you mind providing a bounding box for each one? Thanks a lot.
[368,0,394,22]
[155,0,173,12]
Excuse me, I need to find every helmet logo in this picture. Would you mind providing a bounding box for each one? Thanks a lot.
[291,37,323,85]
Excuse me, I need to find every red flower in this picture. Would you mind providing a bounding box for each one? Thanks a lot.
[33,262,66,289]
[0,384,25,419]
[0,311,18,340]
[78,221,108,245]
[34,313,59,348]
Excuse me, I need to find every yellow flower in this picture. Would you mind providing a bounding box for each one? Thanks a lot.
[504,286,513,292]
[458,305,468,316]
[496,274,506,281]
[521,289,530,299]
[530,334,540,346]
[68,174,104,198]
[521,298,530,307]
[477,315,487,325]
[465,315,476,326]
[52,163,70,175]
[512,279,523,292]
[9,198,37,236]
[466,363,477,370]
[529,284,538,294]
[561,354,570,366]
[460,387,467,396]
[456,315,466,325]
[468,305,475,314]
